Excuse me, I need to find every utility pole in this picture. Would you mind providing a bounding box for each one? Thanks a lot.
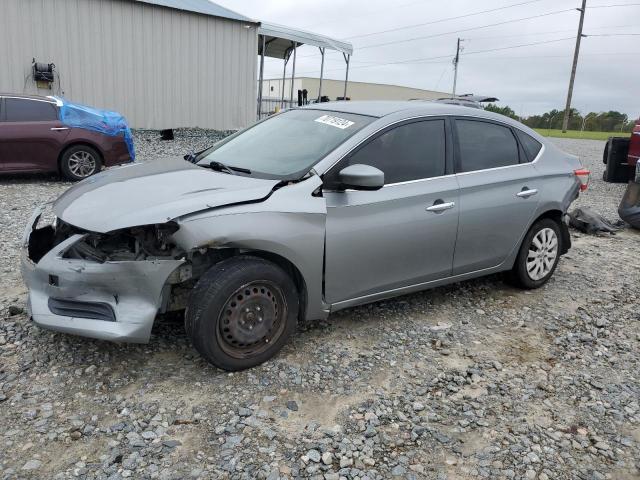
[561,0,587,133]
[452,37,462,97]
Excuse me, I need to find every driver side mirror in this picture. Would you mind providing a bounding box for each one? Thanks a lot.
[337,164,385,191]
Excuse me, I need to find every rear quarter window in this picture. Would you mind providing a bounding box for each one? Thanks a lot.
[515,129,543,162]
[456,119,519,172]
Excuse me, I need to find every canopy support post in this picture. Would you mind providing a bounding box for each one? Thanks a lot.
[257,34,266,119]
[280,51,289,109]
[289,42,297,105]
[318,47,325,102]
[343,53,350,100]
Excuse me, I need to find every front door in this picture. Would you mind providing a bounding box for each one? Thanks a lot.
[323,118,459,304]
[452,118,540,274]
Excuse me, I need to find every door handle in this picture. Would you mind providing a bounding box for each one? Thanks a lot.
[50,127,70,131]
[426,201,455,212]
[516,188,538,198]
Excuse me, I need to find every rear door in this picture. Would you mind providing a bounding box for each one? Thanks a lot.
[452,118,540,274]
[0,97,69,172]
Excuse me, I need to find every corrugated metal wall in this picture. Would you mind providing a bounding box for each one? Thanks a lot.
[0,0,258,130]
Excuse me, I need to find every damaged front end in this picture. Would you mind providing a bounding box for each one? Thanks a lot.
[21,204,187,343]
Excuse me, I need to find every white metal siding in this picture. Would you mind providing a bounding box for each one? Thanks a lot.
[260,77,448,102]
[0,0,258,130]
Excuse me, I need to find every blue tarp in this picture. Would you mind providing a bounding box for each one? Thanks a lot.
[54,97,135,161]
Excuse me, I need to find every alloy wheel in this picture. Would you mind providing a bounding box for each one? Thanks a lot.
[68,151,97,177]
[526,227,558,281]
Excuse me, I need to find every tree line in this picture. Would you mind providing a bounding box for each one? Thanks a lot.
[484,104,637,132]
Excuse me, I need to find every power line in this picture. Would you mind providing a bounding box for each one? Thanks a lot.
[584,32,640,36]
[296,6,576,60]
[465,23,636,40]
[345,0,549,39]
[283,50,634,78]
[295,36,575,76]
[588,2,640,7]
[356,8,576,51]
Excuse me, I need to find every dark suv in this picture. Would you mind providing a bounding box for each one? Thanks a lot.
[0,94,132,180]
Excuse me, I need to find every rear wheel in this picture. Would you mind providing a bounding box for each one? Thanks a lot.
[507,218,562,289]
[60,145,102,181]
[185,256,298,371]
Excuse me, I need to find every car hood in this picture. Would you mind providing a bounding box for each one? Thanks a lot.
[53,157,279,233]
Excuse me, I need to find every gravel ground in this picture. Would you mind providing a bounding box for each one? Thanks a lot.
[0,132,638,480]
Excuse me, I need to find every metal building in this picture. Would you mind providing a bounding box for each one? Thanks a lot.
[0,0,258,130]
[261,77,448,111]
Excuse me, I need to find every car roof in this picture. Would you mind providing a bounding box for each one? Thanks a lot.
[0,93,59,104]
[303,100,518,123]
[301,100,546,143]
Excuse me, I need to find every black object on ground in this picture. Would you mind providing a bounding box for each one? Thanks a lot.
[568,207,624,234]
[160,129,174,141]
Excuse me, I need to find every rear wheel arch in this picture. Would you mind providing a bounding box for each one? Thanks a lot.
[58,141,104,174]
[528,209,570,255]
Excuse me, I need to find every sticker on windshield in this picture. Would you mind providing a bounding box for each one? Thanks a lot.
[315,115,354,129]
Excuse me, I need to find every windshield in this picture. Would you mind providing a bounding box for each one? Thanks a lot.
[197,109,374,179]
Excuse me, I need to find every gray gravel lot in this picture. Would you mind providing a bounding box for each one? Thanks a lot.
[0,132,638,480]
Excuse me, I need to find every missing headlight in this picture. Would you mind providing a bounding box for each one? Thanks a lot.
[64,223,182,262]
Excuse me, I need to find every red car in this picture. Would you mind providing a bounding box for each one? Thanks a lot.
[629,119,640,170]
[0,94,132,181]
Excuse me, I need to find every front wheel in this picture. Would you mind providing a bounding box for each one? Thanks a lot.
[185,256,299,371]
[507,218,562,289]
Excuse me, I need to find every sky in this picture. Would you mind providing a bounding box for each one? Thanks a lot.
[215,0,640,119]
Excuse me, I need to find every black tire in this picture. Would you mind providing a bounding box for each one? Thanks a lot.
[506,218,563,289]
[60,145,102,181]
[185,256,299,371]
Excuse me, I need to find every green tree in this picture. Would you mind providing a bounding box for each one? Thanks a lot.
[484,103,519,120]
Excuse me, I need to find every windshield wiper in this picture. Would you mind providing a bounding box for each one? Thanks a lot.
[209,161,251,175]
[209,161,236,175]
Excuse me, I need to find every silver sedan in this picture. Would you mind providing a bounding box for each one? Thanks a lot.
[21,101,590,370]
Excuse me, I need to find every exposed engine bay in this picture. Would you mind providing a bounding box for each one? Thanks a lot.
[63,222,182,262]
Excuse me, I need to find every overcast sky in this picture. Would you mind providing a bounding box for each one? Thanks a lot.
[215,0,639,119]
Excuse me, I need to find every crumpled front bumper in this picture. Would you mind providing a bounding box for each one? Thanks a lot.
[20,207,184,343]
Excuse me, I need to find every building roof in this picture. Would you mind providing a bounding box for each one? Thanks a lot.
[259,22,353,58]
[133,0,255,23]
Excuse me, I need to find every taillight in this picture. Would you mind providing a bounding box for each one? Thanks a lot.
[574,168,590,191]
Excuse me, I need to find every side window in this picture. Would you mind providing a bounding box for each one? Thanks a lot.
[5,98,58,122]
[334,119,446,186]
[515,129,542,162]
[456,119,519,172]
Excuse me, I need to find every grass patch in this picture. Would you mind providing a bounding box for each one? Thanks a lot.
[533,129,627,141]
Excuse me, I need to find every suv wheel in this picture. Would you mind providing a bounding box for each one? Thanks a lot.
[60,145,102,181]
[507,218,562,289]
[185,256,299,371]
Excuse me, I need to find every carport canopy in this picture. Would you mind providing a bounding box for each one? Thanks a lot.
[256,22,353,118]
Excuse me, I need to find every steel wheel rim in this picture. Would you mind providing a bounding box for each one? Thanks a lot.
[526,227,558,281]
[216,280,287,359]
[68,151,96,177]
